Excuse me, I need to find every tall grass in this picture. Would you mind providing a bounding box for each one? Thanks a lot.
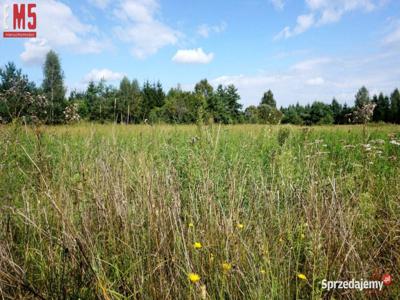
[0,123,399,299]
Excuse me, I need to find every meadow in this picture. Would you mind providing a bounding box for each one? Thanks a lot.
[0,123,399,299]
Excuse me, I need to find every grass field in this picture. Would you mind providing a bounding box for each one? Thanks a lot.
[0,123,399,299]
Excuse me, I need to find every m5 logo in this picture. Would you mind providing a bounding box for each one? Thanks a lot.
[2,3,37,38]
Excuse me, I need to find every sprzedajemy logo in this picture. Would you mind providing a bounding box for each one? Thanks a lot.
[2,2,37,38]
[321,274,393,292]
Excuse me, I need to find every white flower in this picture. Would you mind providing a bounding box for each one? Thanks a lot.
[371,139,385,145]
[362,144,372,151]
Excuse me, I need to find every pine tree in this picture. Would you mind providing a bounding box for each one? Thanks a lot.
[0,62,43,122]
[330,98,342,124]
[390,89,400,124]
[225,84,242,123]
[141,81,165,120]
[260,90,276,108]
[372,93,390,122]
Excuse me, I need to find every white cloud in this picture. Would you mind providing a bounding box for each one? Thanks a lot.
[83,69,125,83]
[296,14,315,33]
[113,0,180,58]
[310,0,377,25]
[186,51,400,108]
[306,77,325,85]
[305,0,376,13]
[383,20,400,46]
[197,22,227,38]
[269,0,285,10]
[275,14,315,39]
[114,0,159,23]
[20,39,52,65]
[276,0,385,39]
[172,48,214,64]
[16,0,108,65]
[291,57,332,71]
[212,74,292,88]
[274,27,290,40]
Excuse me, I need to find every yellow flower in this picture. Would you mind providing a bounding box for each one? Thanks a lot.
[260,269,266,275]
[222,262,232,272]
[237,223,244,229]
[193,242,202,249]
[297,273,307,281]
[279,238,284,243]
[300,233,305,239]
[188,223,194,228]
[188,272,201,283]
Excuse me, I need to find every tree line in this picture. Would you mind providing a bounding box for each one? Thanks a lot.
[1,51,399,125]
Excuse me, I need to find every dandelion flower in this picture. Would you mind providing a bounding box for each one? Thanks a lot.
[188,223,194,228]
[222,262,232,272]
[188,273,201,283]
[193,242,202,249]
[237,223,244,229]
[297,273,307,281]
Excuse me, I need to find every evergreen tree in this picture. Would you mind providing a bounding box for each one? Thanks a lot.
[225,84,242,123]
[0,62,37,122]
[372,93,390,122]
[355,86,370,108]
[340,103,353,124]
[84,80,116,122]
[390,89,400,124]
[301,104,312,125]
[310,101,333,124]
[130,79,142,123]
[281,105,303,125]
[69,89,89,119]
[330,98,342,124]
[141,81,165,120]
[212,85,230,123]
[260,90,276,107]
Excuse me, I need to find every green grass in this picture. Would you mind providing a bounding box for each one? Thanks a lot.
[0,123,399,299]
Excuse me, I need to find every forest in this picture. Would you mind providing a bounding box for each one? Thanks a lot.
[1,50,399,125]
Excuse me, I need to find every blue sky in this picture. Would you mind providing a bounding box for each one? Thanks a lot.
[0,0,399,107]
